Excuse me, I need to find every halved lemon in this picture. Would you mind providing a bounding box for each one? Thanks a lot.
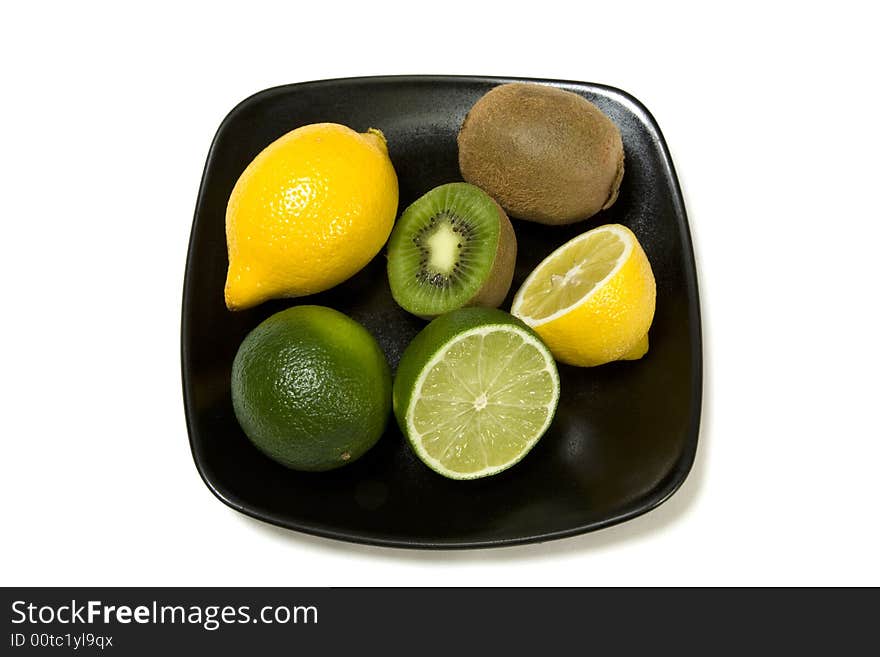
[511,224,656,367]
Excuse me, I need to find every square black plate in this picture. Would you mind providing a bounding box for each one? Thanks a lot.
[182,75,702,549]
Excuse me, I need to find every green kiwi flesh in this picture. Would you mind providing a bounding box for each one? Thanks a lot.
[458,82,625,225]
[387,183,516,318]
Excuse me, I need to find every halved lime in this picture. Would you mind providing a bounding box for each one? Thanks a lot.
[393,308,560,479]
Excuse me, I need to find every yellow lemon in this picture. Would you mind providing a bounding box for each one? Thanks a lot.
[224,123,398,310]
[511,224,656,367]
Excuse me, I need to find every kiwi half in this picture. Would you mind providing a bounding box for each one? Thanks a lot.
[458,82,625,225]
[387,183,516,319]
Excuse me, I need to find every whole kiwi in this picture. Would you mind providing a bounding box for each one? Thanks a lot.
[458,83,625,225]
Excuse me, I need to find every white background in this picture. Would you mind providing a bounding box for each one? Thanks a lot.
[2,2,878,586]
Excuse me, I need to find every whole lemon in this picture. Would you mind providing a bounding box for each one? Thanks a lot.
[224,123,399,310]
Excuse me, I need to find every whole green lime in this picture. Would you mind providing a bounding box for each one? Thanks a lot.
[231,305,391,471]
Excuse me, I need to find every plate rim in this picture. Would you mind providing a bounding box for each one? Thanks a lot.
[181,74,703,550]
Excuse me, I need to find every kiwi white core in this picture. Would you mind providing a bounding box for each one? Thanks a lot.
[425,221,462,275]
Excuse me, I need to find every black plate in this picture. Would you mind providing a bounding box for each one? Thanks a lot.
[182,75,702,549]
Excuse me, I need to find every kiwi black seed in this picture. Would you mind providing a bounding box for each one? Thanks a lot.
[457,82,625,225]
[387,182,516,319]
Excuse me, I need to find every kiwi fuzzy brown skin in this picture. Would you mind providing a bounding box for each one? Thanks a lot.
[458,83,625,225]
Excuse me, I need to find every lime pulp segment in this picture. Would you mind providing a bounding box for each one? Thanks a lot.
[407,325,560,479]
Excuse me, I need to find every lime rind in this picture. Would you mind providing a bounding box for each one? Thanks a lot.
[231,305,391,471]
[403,322,560,480]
